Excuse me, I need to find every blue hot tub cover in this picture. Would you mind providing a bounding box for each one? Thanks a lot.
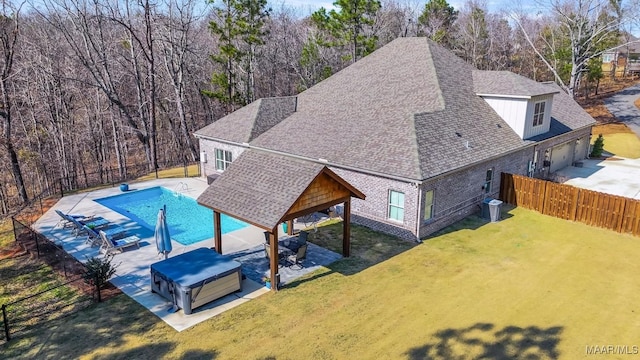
[150,247,242,289]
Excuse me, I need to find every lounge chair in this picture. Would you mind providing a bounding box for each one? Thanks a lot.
[99,230,141,255]
[286,243,307,269]
[84,225,127,247]
[67,214,109,237]
[54,209,94,229]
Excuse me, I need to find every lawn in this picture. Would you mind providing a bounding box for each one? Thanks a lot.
[592,123,640,159]
[2,206,639,359]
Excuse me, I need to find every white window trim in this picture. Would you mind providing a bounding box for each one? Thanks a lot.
[388,190,405,223]
[215,149,232,171]
[424,189,435,221]
[484,168,494,194]
[533,101,546,127]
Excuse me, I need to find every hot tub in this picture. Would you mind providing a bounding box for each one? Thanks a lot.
[150,247,242,314]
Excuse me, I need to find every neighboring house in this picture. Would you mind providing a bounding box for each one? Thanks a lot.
[602,37,640,77]
[195,38,595,241]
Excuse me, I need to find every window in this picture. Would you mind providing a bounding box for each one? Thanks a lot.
[533,101,546,126]
[388,190,405,222]
[424,190,434,221]
[602,53,614,63]
[215,149,232,171]
[484,169,494,193]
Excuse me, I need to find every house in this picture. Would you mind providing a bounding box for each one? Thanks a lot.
[602,37,640,77]
[195,37,595,242]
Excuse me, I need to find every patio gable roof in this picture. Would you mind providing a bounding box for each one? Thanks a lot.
[197,150,365,231]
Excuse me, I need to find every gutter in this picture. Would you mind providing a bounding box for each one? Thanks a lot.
[194,133,424,185]
[195,122,594,186]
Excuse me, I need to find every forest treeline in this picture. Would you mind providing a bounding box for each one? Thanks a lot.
[0,0,638,214]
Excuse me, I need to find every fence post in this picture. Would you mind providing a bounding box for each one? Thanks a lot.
[11,217,17,243]
[2,304,10,341]
[33,231,40,258]
[95,274,102,303]
[59,178,64,198]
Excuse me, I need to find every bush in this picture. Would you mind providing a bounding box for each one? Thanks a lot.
[83,256,118,290]
[591,134,605,157]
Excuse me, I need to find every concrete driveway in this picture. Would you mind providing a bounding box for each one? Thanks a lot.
[555,158,640,199]
[604,83,640,137]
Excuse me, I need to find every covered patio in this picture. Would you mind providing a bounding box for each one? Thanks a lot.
[198,150,365,290]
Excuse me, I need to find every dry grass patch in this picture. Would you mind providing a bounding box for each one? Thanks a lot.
[592,123,640,158]
[3,207,639,359]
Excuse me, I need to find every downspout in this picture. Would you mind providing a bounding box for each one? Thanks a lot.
[415,184,422,243]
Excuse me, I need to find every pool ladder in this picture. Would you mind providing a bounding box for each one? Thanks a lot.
[173,182,188,197]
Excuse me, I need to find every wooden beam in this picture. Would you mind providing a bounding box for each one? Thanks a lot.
[214,211,222,254]
[269,228,279,291]
[343,200,351,257]
[286,220,294,235]
[283,196,351,222]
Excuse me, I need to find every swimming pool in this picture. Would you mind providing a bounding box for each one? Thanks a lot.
[94,186,249,245]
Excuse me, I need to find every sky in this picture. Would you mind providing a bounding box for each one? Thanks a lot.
[271,0,532,16]
[271,0,639,36]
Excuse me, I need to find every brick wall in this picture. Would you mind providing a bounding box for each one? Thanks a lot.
[533,127,592,179]
[199,140,246,179]
[418,148,532,238]
[331,168,419,241]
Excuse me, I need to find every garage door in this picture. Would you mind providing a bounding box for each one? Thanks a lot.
[550,142,574,172]
[574,138,588,161]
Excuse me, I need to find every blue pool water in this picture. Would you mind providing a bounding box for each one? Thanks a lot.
[94,186,248,245]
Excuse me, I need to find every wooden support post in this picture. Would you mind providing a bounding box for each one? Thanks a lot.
[214,211,222,254]
[343,200,351,257]
[286,220,294,235]
[269,228,279,291]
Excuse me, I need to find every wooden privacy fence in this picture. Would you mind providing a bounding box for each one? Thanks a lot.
[500,173,640,236]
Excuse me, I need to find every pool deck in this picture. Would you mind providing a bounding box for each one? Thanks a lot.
[32,177,340,331]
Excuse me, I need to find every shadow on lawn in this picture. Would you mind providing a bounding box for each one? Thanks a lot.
[405,323,563,360]
[427,207,515,239]
[306,222,417,276]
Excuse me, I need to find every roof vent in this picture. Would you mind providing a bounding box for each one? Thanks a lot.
[465,140,471,149]
[455,132,462,137]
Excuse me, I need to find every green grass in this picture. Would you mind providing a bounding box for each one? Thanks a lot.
[3,207,640,359]
[594,132,640,159]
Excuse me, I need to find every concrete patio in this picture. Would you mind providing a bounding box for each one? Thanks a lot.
[555,157,640,199]
[32,177,341,331]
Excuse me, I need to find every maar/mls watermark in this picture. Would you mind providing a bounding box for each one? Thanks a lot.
[586,345,639,355]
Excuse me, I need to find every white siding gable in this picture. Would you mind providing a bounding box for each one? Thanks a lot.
[483,97,529,138]
[524,95,553,139]
[481,94,554,140]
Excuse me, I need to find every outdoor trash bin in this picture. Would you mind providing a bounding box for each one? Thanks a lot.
[481,198,493,220]
[488,199,503,222]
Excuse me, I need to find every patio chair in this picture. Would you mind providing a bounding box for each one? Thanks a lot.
[54,209,94,229]
[287,243,307,270]
[99,230,141,256]
[288,230,308,253]
[84,225,127,247]
[264,243,284,268]
[66,214,109,237]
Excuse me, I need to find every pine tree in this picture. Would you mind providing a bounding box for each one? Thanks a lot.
[311,0,381,64]
[204,0,269,113]
[590,134,605,158]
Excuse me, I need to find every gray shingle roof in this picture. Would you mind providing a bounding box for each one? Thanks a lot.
[197,150,325,230]
[529,82,596,141]
[194,97,297,143]
[473,71,560,98]
[196,37,595,181]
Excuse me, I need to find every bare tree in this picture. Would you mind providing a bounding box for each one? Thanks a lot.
[512,0,640,96]
[0,2,28,203]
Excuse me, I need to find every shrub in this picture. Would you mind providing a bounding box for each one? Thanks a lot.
[83,256,118,290]
[591,134,605,157]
